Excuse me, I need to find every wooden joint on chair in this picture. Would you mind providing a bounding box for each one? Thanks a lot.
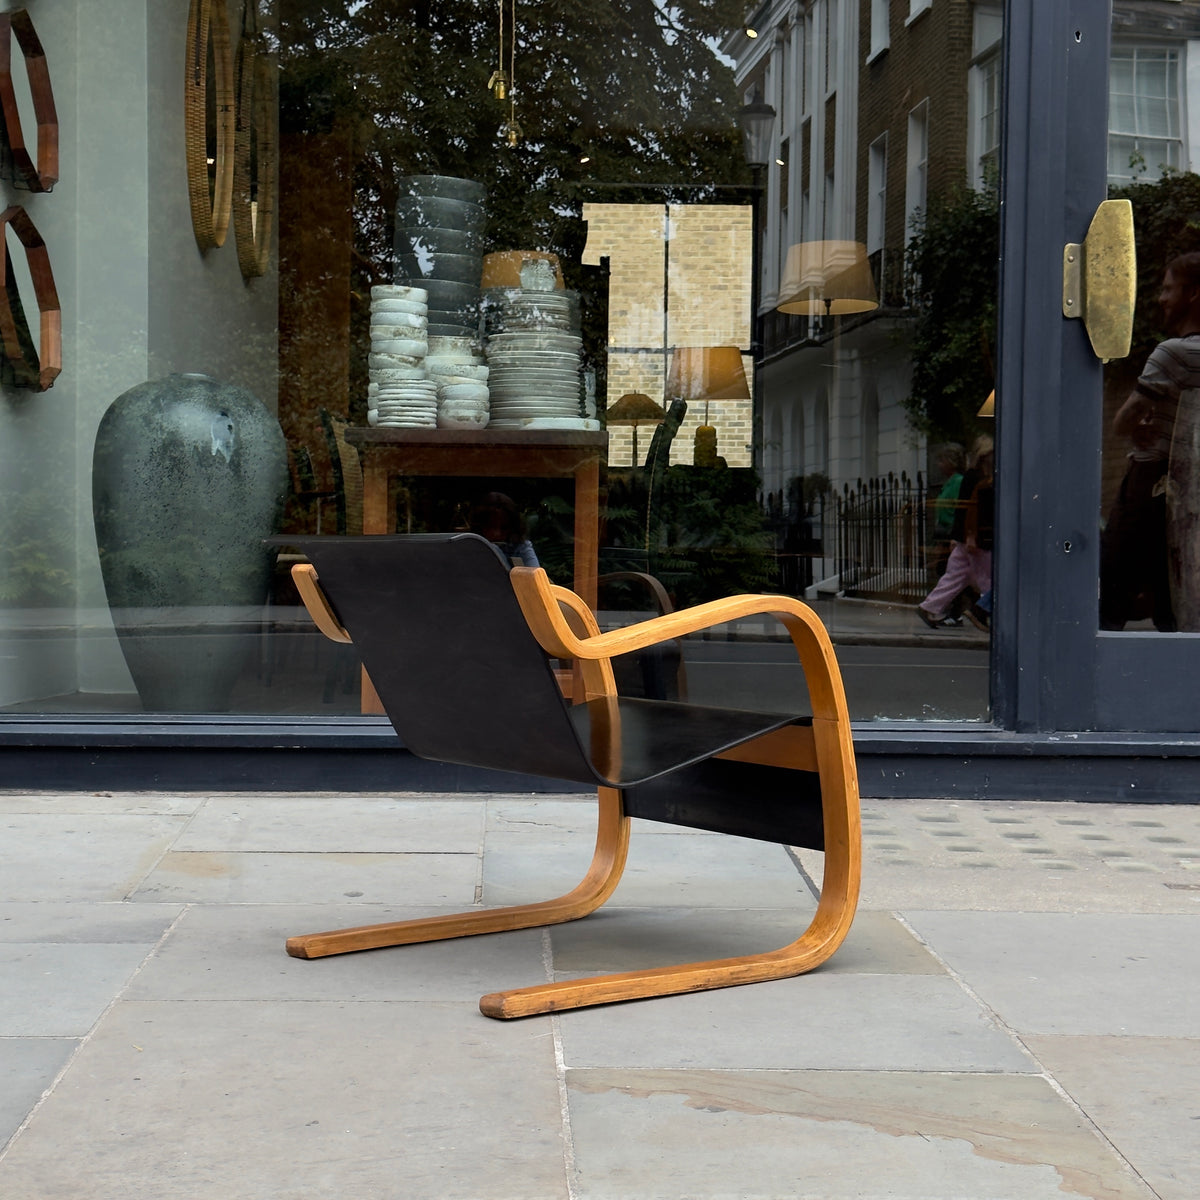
[291,562,353,644]
[714,724,819,772]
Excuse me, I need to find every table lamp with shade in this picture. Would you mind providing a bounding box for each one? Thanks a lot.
[606,391,665,466]
[777,240,879,316]
[666,346,751,466]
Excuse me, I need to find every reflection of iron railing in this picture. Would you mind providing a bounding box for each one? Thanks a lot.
[835,473,930,601]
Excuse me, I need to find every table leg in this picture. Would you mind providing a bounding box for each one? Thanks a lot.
[574,457,600,611]
[360,463,389,712]
[362,464,391,534]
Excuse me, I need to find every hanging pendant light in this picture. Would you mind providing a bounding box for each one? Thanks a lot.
[504,0,521,145]
[487,0,508,99]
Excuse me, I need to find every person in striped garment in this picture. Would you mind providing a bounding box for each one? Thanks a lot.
[1100,252,1200,631]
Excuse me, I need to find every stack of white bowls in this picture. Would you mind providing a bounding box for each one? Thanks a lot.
[425,335,489,430]
[367,285,437,428]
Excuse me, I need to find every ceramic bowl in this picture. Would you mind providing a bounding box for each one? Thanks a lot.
[371,284,427,303]
[396,174,487,206]
[395,195,485,234]
[397,251,483,286]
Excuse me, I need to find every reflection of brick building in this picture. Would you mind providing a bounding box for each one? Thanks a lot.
[583,203,753,468]
[734,0,1200,518]
[727,1,1005,516]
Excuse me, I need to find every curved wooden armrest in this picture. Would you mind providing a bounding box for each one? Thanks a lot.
[510,567,848,723]
[290,562,353,644]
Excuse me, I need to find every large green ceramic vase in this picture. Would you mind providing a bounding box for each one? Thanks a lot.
[92,373,288,711]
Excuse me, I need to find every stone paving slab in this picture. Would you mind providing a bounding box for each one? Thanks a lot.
[798,798,1200,913]
[131,849,481,906]
[0,943,157,1036]
[483,828,811,908]
[125,903,548,1003]
[1024,1035,1200,1200]
[0,794,204,816]
[555,974,1037,1073]
[547,907,943,976]
[0,1039,77,1149]
[174,796,486,853]
[0,1000,568,1200]
[0,814,189,902]
[565,1068,1156,1200]
[0,902,182,943]
[902,911,1200,1036]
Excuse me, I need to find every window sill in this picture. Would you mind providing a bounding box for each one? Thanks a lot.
[866,44,889,66]
[905,3,932,29]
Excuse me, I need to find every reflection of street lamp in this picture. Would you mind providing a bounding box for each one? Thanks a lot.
[736,96,775,474]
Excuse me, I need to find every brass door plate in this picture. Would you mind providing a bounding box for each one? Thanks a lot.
[1063,198,1136,362]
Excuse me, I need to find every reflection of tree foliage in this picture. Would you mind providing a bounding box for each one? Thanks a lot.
[903,187,1000,447]
[276,0,748,367]
[603,466,775,605]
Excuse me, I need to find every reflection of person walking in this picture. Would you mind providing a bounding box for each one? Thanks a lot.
[918,435,994,629]
[1100,252,1200,631]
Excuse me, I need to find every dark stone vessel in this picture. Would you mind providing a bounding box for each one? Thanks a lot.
[92,373,288,711]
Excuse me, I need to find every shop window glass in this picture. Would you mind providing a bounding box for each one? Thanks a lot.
[0,0,1004,728]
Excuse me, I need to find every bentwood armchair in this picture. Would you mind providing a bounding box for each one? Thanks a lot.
[280,532,861,1019]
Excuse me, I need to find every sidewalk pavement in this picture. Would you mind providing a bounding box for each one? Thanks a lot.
[2,789,1198,1199]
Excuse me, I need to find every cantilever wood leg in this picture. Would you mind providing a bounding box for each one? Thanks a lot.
[479,717,862,1019]
[286,788,631,959]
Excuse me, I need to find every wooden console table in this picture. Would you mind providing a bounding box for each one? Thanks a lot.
[344,426,608,712]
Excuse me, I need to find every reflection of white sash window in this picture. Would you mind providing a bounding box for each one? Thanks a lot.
[906,0,932,26]
[867,134,887,255]
[905,99,929,241]
[1108,45,1182,184]
[868,0,890,62]
[969,50,1001,190]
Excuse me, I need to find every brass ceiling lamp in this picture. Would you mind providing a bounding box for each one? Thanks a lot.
[500,0,522,147]
[486,0,508,100]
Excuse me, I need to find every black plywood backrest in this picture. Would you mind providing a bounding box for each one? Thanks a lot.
[284,533,597,784]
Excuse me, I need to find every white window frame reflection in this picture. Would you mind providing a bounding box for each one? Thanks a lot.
[905,98,930,241]
[1108,43,1182,185]
[867,133,888,255]
[868,0,890,63]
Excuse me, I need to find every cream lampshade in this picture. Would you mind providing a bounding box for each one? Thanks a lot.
[777,240,879,316]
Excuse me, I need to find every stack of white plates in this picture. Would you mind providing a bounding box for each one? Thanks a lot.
[426,335,489,430]
[484,292,584,429]
[367,285,437,428]
[483,287,579,335]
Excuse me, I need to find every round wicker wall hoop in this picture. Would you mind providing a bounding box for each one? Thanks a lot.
[232,38,277,279]
[185,0,235,252]
[0,205,61,391]
[0,11,59,193]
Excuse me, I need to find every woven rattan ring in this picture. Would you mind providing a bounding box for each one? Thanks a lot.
[185,0,235,252]
[232,14,277,279]
[0,205,61,391]
[0,10,59,193]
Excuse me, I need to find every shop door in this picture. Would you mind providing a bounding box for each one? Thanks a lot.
[996,0,1200,735]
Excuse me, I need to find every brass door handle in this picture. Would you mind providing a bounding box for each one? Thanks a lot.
[1063,198,1136,362]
